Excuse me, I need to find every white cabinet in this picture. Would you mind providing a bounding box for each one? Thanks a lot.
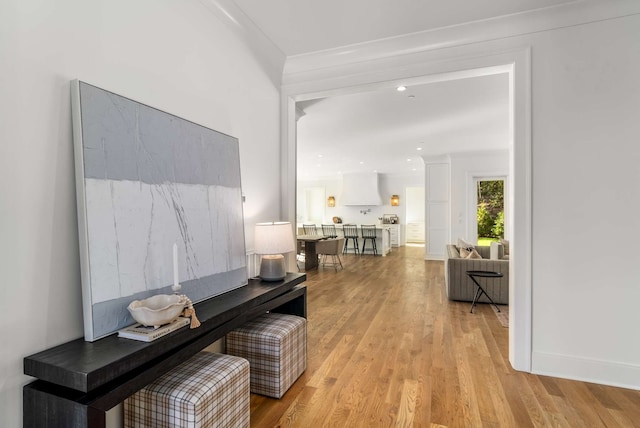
[379,227,391,256]
[406,222,425,243]
[389,224,400,247]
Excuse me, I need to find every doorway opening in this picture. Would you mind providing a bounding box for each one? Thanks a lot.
[406,186,425,246]
[282,47,532,371]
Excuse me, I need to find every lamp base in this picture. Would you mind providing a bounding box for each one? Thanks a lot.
[259,254,286,282]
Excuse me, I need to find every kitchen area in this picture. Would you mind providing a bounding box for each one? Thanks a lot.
[296,172,425,259]
[297,221,396,256]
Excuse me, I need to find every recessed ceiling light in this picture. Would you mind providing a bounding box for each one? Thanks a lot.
[412,168,417,171]
[407,158,412,162]
[317,154,323,158]
[397,86,407,92]
[408,95,415,99]
[359,161,364,165]
[416,147,422,151]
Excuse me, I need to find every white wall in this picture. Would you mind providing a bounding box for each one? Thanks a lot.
[298,173,424,227]
[283,9,640,389]
[449,150,509,243]
[0,1,283,426]
[524,16,640,386]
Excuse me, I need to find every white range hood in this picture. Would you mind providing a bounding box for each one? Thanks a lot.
[340,172,383,206]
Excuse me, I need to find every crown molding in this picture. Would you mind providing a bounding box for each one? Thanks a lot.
[283,0,640,81]
[448,149,509,160]
[199,0,285,86]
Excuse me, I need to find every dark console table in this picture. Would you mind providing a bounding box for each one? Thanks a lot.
[23,273,306,427]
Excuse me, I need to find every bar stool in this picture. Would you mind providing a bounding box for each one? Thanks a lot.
[321,224,337,238]
[361,225,378,255]
[302,224,318,235]
[342,224,359,254]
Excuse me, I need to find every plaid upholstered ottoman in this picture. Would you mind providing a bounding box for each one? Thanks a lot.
[226,313,307,398]
[124,352,250,428]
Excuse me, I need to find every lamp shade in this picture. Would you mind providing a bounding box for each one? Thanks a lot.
[254,222,294,282]
[254,222,295,255]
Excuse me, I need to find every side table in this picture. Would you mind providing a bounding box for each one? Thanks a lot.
[466,270,503,313]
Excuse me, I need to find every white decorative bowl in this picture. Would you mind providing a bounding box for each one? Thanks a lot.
[127,294,186,327]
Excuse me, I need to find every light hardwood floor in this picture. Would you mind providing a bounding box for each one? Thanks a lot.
[249,246,640,427]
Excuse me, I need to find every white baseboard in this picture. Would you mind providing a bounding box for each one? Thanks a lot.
[532,351,640,391]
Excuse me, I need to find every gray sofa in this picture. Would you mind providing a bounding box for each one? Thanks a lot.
[444,244,509,304]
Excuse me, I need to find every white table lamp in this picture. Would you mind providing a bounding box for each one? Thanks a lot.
[254,222,295,281]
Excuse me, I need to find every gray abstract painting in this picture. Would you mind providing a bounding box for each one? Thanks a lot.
[71,80,247,341]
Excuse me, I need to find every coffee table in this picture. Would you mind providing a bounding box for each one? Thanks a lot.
[466,270,503,313]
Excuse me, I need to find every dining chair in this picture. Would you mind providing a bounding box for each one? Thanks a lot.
[316,237,344,271]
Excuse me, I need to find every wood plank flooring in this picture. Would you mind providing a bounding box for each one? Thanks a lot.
[249,246,640,427]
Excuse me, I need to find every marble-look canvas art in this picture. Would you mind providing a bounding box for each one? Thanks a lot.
[71,81,247,341]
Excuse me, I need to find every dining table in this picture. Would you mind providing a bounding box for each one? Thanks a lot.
[296,234,325,270]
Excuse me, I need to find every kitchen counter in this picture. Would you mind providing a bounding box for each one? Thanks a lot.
[298,223,391,230]
[297,224,391,256]
[333,224,391,230]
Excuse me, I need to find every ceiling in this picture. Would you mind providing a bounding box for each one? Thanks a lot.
[230,0,573,179]
[233,0,575,57]
[295,73,510,179]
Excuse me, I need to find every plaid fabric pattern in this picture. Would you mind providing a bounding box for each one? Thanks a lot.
[124,352,250,428]
[226,313,307,399]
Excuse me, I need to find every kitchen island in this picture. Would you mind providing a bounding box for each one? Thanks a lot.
[297,224,391,256]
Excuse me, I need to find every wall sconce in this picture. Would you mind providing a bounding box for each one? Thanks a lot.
[327,196,335,207]
[391,195,400,206]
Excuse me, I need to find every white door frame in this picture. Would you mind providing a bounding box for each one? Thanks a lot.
[280,47,532,372]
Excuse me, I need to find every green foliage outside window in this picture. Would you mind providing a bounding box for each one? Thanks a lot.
[477,180,504,239]
[492,211,504,237]
[477,204,494,237]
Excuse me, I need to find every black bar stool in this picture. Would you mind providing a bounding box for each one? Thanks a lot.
[302,224,318,235]
[342,224,359,254]
[360,225,378,255]
[321,224,338,238]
